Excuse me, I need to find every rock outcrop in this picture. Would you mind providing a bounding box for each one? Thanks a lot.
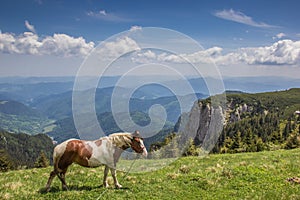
[177,99,226,153]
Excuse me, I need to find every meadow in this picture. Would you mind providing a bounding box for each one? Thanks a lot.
[1,149,300,200]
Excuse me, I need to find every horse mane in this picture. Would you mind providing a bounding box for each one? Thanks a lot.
[108,133,133,149]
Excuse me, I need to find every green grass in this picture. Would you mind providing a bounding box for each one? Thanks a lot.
[2,149,300,199]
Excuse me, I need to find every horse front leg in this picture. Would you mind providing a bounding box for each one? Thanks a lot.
[103,165,109,188]
[110,168,122,189]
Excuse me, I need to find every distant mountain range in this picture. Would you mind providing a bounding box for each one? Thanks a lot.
[0,76,209,142]
[0,76,299,103]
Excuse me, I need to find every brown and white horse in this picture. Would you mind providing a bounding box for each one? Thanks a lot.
[45,131,147,191]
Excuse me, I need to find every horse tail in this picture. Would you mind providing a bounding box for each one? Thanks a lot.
[52,145,62,173]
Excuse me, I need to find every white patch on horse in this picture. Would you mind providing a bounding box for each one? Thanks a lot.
[86,139,115,168]
[140,139,148,157]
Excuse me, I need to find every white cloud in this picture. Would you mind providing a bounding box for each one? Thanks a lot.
[0,31,95,57]
[234,40,300,65]
[131,50,157,63]
[273,32,286,40]
[39,33,95,57]
[99,10,107,16]
[214,9,278,28]
[86,10,132,22]
[25,20,36,33]
[132,40,300,66]
[96,36,140,60]
[129,25,142,32]
[131,47,223,64]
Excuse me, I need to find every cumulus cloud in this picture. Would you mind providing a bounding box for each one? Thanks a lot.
[234,40,300,65]
[96,36,140,60]
[25,20,36,33]
[132,40,300,66]
[0,31,95,57]
[214,9,278,28]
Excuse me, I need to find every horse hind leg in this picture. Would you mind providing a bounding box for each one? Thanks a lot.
[45,168,68,192]
[55,150,73,190]
[49,159,70,191]
[45,170,56,192]
[57,169,69,190]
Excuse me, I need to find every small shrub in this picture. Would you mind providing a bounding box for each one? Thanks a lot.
[167,173,179,180]
[179,165,190,174]
[222,167,234,179]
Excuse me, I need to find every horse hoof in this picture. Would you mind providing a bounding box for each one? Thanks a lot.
[62,186,69,191]
[103,183,109,188]
[115,184,122,189]
[45,187,50,193]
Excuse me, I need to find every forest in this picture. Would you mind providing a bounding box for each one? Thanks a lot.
[0,130,53,171]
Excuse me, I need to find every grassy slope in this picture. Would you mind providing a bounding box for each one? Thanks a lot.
[2,149,300,200]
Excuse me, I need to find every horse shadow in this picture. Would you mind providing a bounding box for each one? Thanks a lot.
[39,184,130,194]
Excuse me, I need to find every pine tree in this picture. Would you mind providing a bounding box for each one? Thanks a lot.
[34,151,49,168]
[255,136,265,152]
[271,131,282,144]
[0,149,12,172]
[231,131,243,152]
[183,138,200,156]
[283,120,292,139]
[244,128,253,145]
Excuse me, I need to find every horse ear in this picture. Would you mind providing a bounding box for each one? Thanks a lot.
[132,130,140,138]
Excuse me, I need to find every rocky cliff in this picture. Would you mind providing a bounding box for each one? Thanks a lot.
[177,88,300,153]
[177,98,226,153]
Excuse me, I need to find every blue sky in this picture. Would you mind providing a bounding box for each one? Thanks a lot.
[0,0,299,77]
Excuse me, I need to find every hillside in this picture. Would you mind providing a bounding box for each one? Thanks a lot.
[0,130,53,170]
[1,149,300,199]
[181,88,300,155]
[0,100,53,135]
[0,100,41,117]
[224,88,300,118]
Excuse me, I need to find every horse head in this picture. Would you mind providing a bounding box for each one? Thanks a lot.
[131,131,148,157]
